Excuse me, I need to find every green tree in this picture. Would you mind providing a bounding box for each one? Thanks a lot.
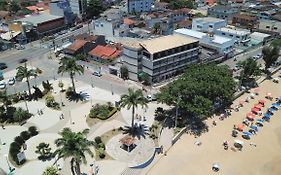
[156,64,236,119]
[262,46,279,72]
[119,88,148,128]
[9,1,20,13]
[87,0,103,18]
[42,166,58,175]
[53,128,94,175]
[35,142,52,161]
[152,23,161,34]
[194,12,205,18]
[0,1,8,11]
[238,58,262,84]
[168,0,194,9]
[75,54,87,61]
[120,65,129,79]
[58,57,84,94]
[16,63,37,97]
[13,107,32,123]
[270,39,281,47]
[0,91,12,110]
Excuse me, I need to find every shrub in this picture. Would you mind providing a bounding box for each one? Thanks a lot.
[94,136,102,144]
[98,148,105,159]
[45,95,60,110]
[13,107,32,123]
[89,103,117,120]
[28,126,39,136]
[98,143,105,150]
[20,131,30,140]
[10,142,21,150]
[12,95,20,103]
[36,68,43,74]
[14,136,25,145]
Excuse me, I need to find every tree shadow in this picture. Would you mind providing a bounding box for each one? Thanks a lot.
[121,124,149,140]
[66,91,90,102]
[185,117,209,137]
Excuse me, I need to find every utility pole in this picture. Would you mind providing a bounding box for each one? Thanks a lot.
[175,96,181,128]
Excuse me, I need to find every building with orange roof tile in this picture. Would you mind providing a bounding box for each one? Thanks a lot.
[64,39,94,55]
[88,45,121,62]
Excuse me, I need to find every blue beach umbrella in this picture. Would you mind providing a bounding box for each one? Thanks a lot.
[272,103,279,107]
[250,125,258,131]
[256,119,264,123]
[242,131,252,136]
[268,108,274,113]
[263,113,271,118]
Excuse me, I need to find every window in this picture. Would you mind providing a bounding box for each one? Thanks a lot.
[222,32,225,35]
[273,27,277,30]
[209,25,213,28]
[197,25,202,29]
[229,34,233,37]
[236,36,240,38]
[266,26,270,29]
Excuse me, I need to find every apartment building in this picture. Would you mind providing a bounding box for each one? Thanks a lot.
[214,26,251,44]
[208,5,239,21]
[69,0,87,19]
[127,0,153,13]
[232,14,258,29]
[258,20,281,34]
[121,35,200,83]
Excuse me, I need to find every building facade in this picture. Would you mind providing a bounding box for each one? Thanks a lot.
[192,17,227,33]
[121,35,200,83]
[69,0,87,19]
[214,26,251,44]
[49,0,74,25]
[127,0,153,13]
[208,5,239,21]
[258,20,281,34]
[232,14,258,29]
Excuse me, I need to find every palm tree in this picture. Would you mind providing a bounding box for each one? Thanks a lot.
[35,142,52,161]
[53,128,94,175]
[16,63,37,97]
[0,90,11,110]
[58,57,84,93]
[43,166,58,175]
[119,88,148,128]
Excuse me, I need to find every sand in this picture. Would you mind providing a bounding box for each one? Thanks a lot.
[146,70,281,175]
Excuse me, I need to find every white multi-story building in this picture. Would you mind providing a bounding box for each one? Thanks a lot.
[69,0,87,19]
[121,35,200,83]
[258,20,281,34]
[214,26,251,44]
[192,17,227,33]
[127,0,153,13]
[175,28,235,56]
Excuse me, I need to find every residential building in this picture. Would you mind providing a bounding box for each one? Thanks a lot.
[208,5,239,21]
[214,26,251,44]
[258,20,281,34]
[127,0,153,13]
[175,19,192,29]
[74,33,106,46]
[17,13,65,37]
[249,32,271,45]
[232,14,258,29]
[88,45,121,62]
[121,35,200,83]
[170,8,191,23]
[144,12,173,35]
[175,28,235,56]
[192,17,227,33]
[154,2,168,10]
[64,39,93,55]
[49,0,74,25]
[69,0,87,19]
[257,10,277,20]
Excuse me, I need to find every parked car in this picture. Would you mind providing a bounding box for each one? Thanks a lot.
[8,77,16,85]
[15,44,25,50]
[253,53,262,60]
[93,71,101,77]
[0,81,6,89]
[0,63,7,70]
[147,94,157,102]
[19,58,28,63]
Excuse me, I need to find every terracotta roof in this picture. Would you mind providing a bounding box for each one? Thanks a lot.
[123,17,135,26]
[120,135,135,146]
[0,11,9,18]
[175,19,192,28]
[36,2,49,10]
[65,39,87,54]
[88,45,120,59]
[26,6,39,11]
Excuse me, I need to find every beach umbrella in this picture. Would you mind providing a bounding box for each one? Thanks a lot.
[246,113,256,120]
[271,103,279,108]
[236,124,244,131]
[266,92,272,98]
[263,113,271,120]
[242,131,251,140]
[254,104,263,109]
[258,99,266,104]
[239,100,245,106]
[212,163,220,172]
[268,108,274,113]
[243,131,252,136]
[250,125,258,131]
[254,88,260,95]
[251,108,260,114]
[256,119,264,127]
[256,118,264,123]
[250,93,255,98]
[234,139,244,145]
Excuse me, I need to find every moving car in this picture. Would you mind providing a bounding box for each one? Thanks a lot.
[93,71,101,77]
[0,63,7,70]
[19,58,28,63]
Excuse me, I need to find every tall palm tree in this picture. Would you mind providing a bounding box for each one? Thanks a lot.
[53,128,94,175]
[16,63,37,97]
[119,88,148,128]
[58,57,84,93]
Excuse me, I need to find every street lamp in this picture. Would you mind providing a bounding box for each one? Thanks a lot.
[4,154,12,172]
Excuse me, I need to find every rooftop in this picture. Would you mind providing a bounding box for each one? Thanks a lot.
[120,40,142,49]
[0,11,9,18]
[123,18,135,26]
[17,12,63,26]
[65,39,87,54]
[140,34,197,54]
[174,28,232,45]
[193,17,226,23]
[88,45,120,59]
[233,14,256,20]
[217,27,251,35]
[210,5,234,10]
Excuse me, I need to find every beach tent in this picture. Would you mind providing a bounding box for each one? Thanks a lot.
[242,131,252,140]
[256,119,264,127]
[250,125,258,131]
[251,108,260,114]
[246,113,256,120]
[254,104,263,109]
[263,113,271,120]
[236,124,244,131]
[271,103,279,109]
[268,108,274,113]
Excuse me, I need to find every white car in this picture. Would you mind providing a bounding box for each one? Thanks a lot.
[8,77,15,85]
[0,81,6,89]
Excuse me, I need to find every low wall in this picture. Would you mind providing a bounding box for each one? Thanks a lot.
[172,127,187,145]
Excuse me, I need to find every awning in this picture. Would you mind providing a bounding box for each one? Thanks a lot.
[0,31,21,41]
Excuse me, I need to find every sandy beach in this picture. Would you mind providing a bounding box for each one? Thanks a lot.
[146,70,281,175]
